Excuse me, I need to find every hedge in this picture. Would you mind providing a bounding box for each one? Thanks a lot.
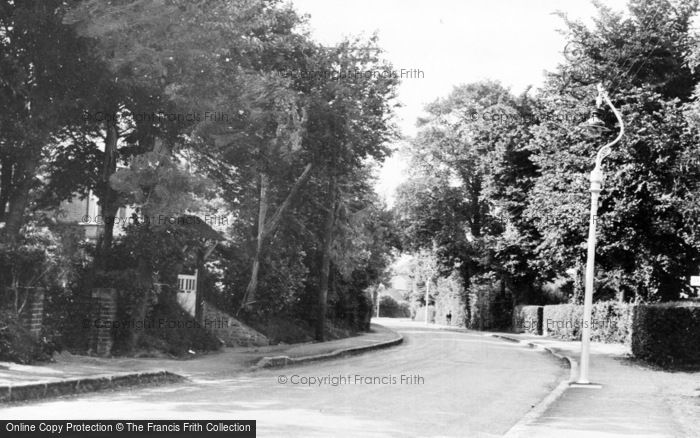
[513,305,543,335]
[540,301,633,344]
[468,274,512,330]
[377,295,411,318]
[543,304,583,340]
[511,300,700,368]
[631,302,700,367]
[591,300,634,344]
[434,273,467,326]
[414,305,435,322]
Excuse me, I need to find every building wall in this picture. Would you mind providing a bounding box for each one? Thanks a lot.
[57,191,137,241]
[57,192,100,241]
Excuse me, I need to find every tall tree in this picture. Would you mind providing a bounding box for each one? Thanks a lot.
[526,0,700,301]
[302,39,399,340]
[0,0,99,243]
[68,0,315,289]
[395,81,540,302]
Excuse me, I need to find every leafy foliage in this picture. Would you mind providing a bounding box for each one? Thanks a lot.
[528,0,700,301]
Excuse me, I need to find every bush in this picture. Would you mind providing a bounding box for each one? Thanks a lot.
[542,301,634,343]
[513,305,543,335]
[0,311,51,363]
[246,315,315,344]
[631,302,700,368]
[356,289,373,331]
[434,272,467,326]
[110,293,220,357]
[591,301,634,344]
[41,285,75,353]
[467,274,512,330]
[414,305,435,322]
[378,295,410,318]
[543,304,583,340]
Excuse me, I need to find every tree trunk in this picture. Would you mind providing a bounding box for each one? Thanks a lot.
[240,172,269,310]
[195,251,204,325]
[572,261,584,304]
[239,163,313,311]
[97,119,120,267]
[128,227,153,352]
[0,156,14,221]
[4,149,39,243]
[316,175,336,341]
[263,163,313,235]
[470,175,482,238]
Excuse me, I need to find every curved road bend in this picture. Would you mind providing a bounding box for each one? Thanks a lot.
[0,318,566,437]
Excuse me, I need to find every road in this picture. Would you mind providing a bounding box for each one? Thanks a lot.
[0,319,566,437]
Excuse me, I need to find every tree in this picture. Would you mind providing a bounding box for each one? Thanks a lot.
[395,81,540,303]
[526,0,700,301]
[109,142,211,349]
[67,0,316,304]
[302,39,399,340]
[0,0,100,243]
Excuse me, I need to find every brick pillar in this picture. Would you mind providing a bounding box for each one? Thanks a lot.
[20,287,45,338]
[90,288,117,357]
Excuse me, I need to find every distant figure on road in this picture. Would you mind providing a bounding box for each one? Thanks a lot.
[446,311,452,325]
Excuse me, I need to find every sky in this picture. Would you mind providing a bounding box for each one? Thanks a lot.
[289,0,629,205]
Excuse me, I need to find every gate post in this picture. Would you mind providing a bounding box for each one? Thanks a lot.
[90,288,118,356]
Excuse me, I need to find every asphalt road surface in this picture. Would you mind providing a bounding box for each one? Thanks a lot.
[0,319,566,437]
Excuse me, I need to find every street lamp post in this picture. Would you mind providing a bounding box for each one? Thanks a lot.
[424,279,430,325]
[578,83,624,385]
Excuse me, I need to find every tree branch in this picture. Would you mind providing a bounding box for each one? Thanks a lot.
[262,162,313,236]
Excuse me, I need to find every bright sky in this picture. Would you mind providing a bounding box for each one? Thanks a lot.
[289,0,629,205]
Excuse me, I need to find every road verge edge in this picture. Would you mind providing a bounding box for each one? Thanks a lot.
[489,334,577,438]
[0,370,183,404]
[254,327,403,369]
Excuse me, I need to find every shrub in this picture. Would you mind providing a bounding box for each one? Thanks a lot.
[543,304,583,340]
[542,301,634,343]
[356,289,373,331]
[378,295,410,318]
[329,280,375,332]
[414,305,435,322]
[110,292,220,357]
[0,311,51,363]
[246,315,315,344]
[41,285,76,352]
[468,274,512,330]
[513,305,543,335]
[590,301,634,344]
[631,302,700,368]
[434,273,467,326]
